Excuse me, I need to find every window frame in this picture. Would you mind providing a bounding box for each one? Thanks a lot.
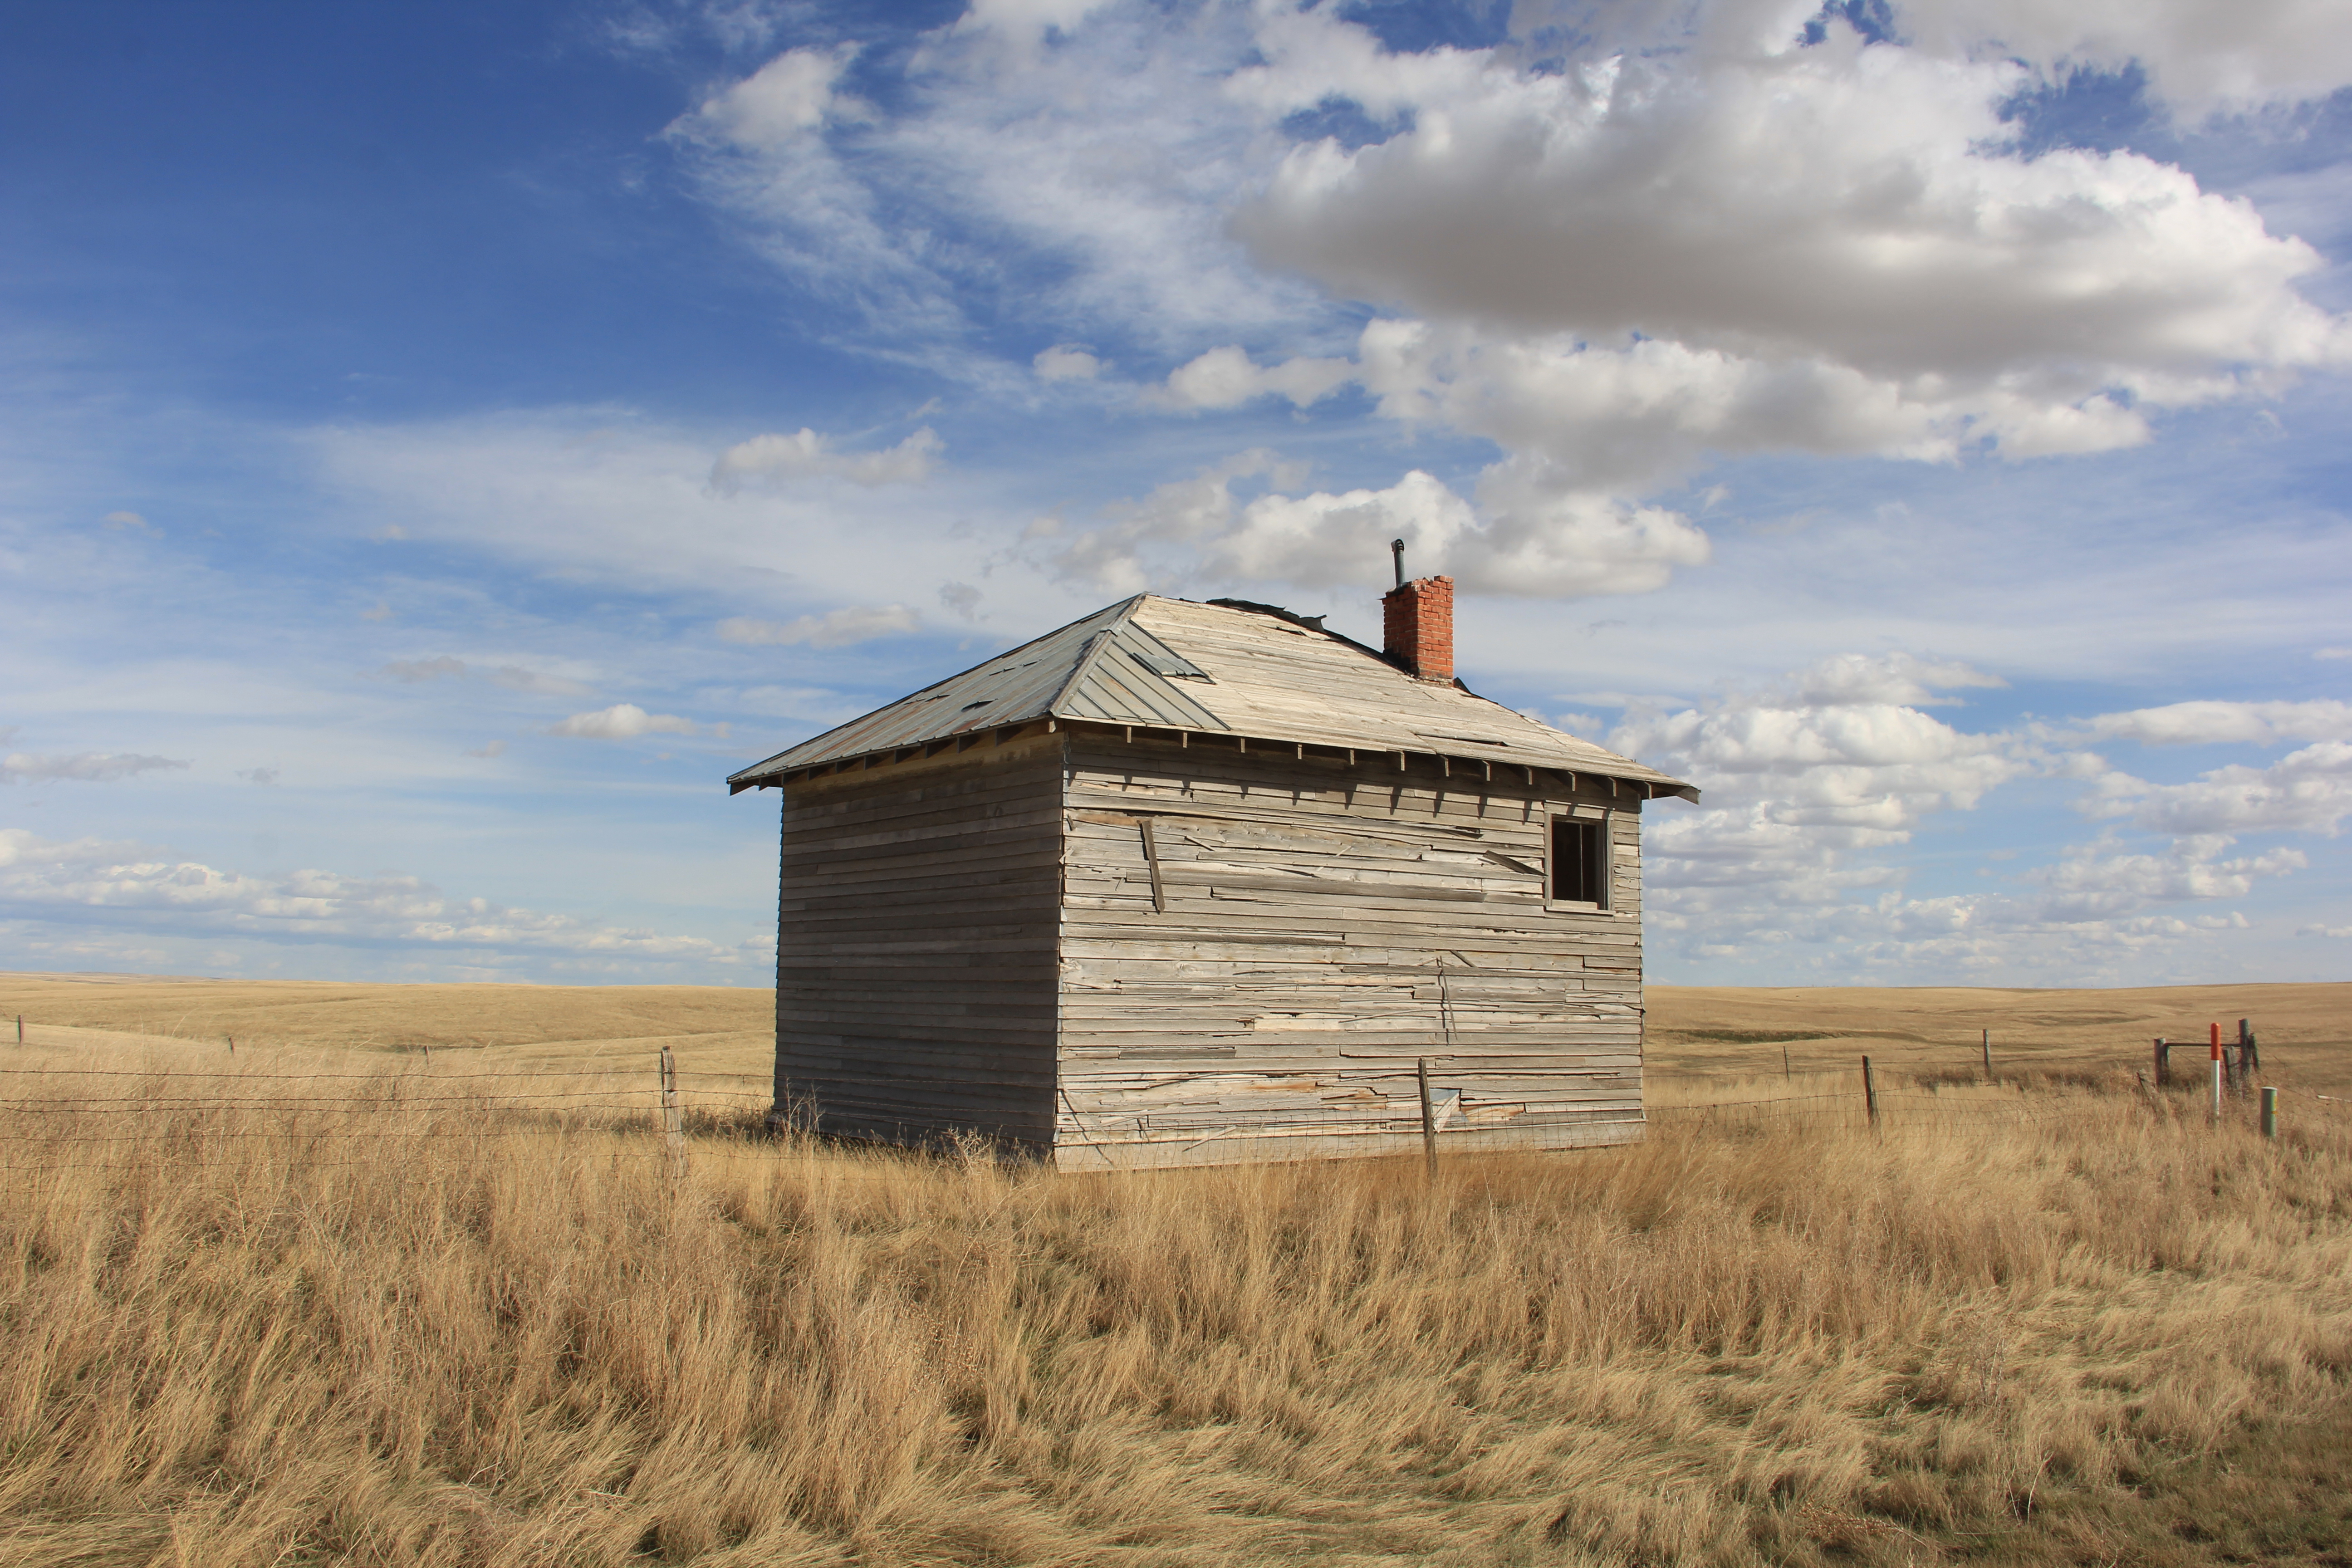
[1544,808,1615,913]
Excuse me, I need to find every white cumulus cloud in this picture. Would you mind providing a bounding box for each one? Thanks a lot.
[1052,453,1711,597]
[545,704,704,740]
[1152,345,1354,410]
[1888,0,2352,118]
[673,46,861,150]
[1235,14,2345,438]
[2082,740,2352,838]
[1033,343,1103,381]
[710,426,942,490]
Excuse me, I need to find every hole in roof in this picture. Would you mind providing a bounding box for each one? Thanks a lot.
[1128,649,1213,682]
[961,700,991,711]
[1421,733,1510,746]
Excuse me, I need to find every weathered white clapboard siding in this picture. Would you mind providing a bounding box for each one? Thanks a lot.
[776,733,1064,1147]
[1054,732,1646,1167]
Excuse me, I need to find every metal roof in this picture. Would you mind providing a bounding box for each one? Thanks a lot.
[727,595,1697,800]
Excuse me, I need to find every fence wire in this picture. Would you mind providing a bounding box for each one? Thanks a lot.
[0,1049,2341,1176]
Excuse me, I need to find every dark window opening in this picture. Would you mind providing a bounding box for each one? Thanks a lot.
[1550,817,1610,907]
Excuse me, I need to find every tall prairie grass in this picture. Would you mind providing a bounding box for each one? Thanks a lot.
[1,1058,2348,1566]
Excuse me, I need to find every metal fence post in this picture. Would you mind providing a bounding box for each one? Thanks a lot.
[2261,1086,2278,1140]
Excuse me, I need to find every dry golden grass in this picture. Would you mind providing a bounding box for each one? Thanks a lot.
[4,975,2351,1563]
[10,973,2345,1091]
[0,972,776,1078]
[1647,982,2352,1093]
[3,1041,2351,1563]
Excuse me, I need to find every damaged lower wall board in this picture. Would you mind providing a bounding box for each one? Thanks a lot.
[1054,732,1648,1167]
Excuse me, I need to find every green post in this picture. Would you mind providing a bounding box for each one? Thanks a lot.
[2261,1086,2278,1140]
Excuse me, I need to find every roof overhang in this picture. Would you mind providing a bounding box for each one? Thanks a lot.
[727,715,1699,803]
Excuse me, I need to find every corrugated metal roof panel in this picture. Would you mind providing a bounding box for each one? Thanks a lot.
[1059,621,1227,730]
[726,600,1140,784]
[727,594,1695,799]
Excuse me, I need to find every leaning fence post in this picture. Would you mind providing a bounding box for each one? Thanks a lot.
[659,1047,686,1176]
[1416,1057,1438,1181]
[2261,1086,2278,1141]
[1981,1029,1992,1082]
[1862,1055,1878,1128]
[2153,1037,2168,1089]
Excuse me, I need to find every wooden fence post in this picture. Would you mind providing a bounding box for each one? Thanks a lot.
[2209,1024,2223,1125]
[659,1047,686,1176]
[2239,1018,2259,1085]
[2153,1037,2169,1089]
[2260,1086,2278,1141]
[1862,1056,1878,1128]
[1981,1029,1992,1081]
[1416,1057,1438,1181]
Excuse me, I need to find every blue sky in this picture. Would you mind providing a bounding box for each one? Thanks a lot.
[4,0,2349,987]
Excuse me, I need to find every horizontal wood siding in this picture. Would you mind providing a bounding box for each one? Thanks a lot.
[777,735,1063,1147]
[1055,734,1644,1169]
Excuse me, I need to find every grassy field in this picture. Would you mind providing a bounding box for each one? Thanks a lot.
[0,974,2347,1566]
[5,972,2347,1089]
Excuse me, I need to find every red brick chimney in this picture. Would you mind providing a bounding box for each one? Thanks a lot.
[1382,575,1454,683]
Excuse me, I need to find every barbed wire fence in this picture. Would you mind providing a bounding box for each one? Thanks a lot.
[0,1047,774,1174]
[0,1024,2341,1176]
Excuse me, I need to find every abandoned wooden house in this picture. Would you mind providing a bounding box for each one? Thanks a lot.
[727,574,1697,1168]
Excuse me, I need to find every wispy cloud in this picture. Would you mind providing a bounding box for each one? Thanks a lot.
[2068,699,2352,746]
[0,829,762,966]
[715,605,920,648]
[372,657,594,697]
[1,752,188,784]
